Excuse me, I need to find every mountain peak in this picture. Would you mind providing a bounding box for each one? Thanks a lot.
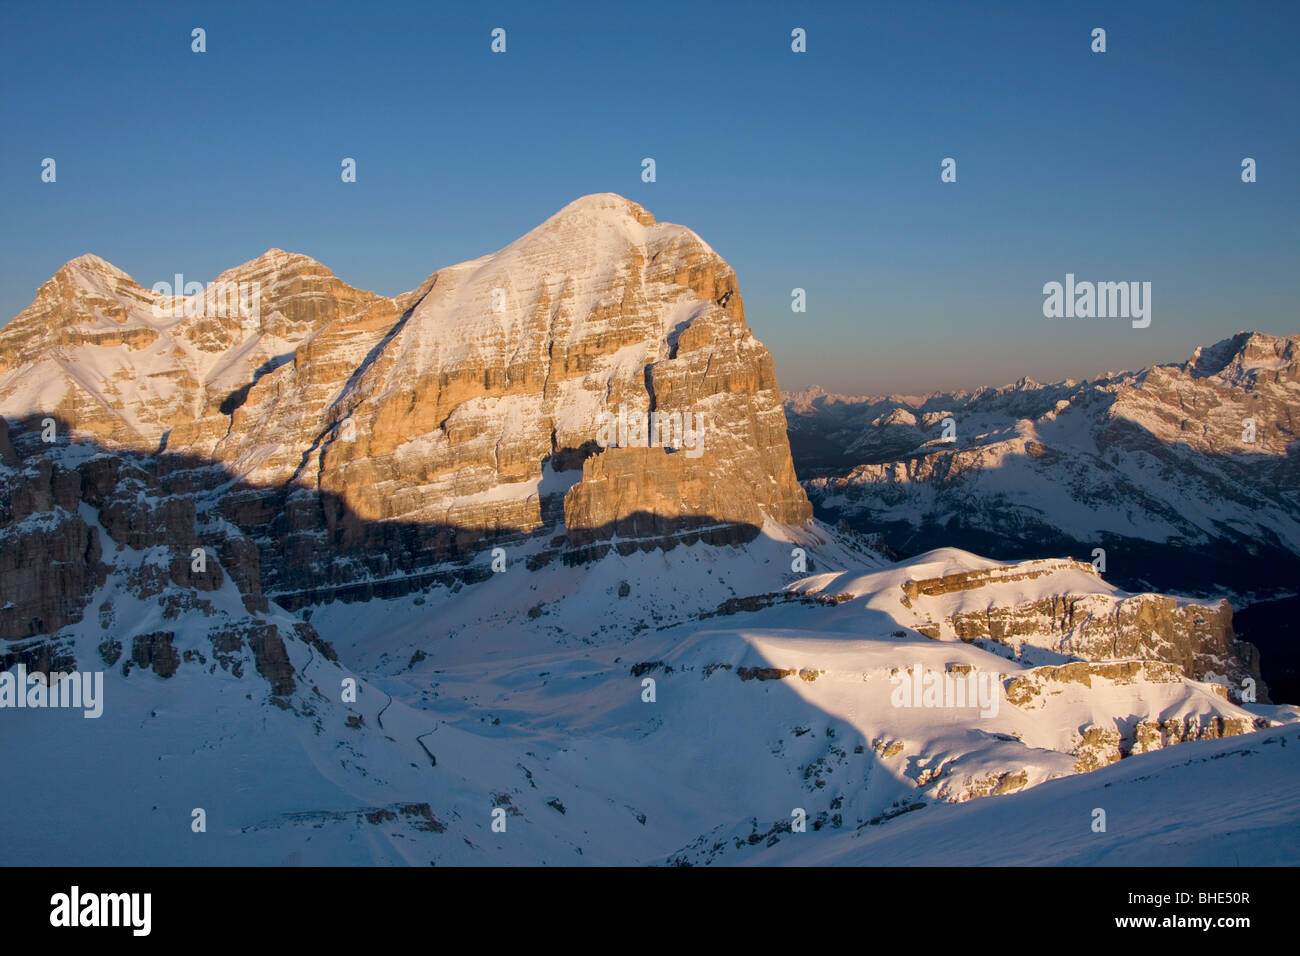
[31,254,149,312]
[211,248,339,288]
[549,193,657,227]
[61,252,117,271]
[253,247,314,264]
[1,200,809,546]
[54,252,138,287]
[1186,330,1297,381]
[238,247,330,272]
[482,194,719,285]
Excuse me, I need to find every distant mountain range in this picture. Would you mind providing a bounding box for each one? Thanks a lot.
[786,334,1300,701]
[788,331,1300,597]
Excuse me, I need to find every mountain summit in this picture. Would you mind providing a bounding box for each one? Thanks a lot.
[0,195,810,607]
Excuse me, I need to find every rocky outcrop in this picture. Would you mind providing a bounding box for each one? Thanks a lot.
[564,447,766,555]
[127,631,180,678]
[901,559,1096,603]
[895,558,1268,702]
[997,660,1260,772]
[0,455,106,640]
[244,623,296,698]
[1071,713,1256,772]
[1004,660,1187,707]
[949,591,1261,691]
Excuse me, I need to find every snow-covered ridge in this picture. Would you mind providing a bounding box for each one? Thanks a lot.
[791,330,1300,602]
[786,331,1296,412]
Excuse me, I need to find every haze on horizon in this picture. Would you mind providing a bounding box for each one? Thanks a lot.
[1,0,1295,396]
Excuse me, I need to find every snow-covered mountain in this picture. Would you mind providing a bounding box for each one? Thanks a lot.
[788,334,1300,705]
[787,332,1300,601]
[1,196,1296,865]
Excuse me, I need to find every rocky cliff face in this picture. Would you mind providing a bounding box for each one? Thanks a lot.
[0,194,810,627]
[210,194,808,563]
[791,550,1269,704]
[894,557,1266,701]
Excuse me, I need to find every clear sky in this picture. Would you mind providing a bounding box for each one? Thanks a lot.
[1,0,1296,395]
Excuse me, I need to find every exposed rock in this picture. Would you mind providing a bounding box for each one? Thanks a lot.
[0,456,105,640]
[0,195,812,613]
[0,417,15,466]
[898,558,1267,702]
[244,623,296,697]
[953,769,1029,801]
[1,636,77,675]
[129,631,179,679]
[1005,660,1186,707]
[903,559,1097,601]
[1073,725,1124,773]
[737,666,796,682]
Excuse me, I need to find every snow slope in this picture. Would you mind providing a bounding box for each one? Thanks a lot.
[3,520,1290,866]
[769,725,1300,866]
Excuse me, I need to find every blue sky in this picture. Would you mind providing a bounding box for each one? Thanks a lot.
[1,0,1296,394]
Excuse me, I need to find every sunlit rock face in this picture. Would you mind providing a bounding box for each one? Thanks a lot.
[0,194,811,605]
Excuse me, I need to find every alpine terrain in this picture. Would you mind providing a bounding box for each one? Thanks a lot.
[788,333,1300,703]
[1,194,1296,865]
